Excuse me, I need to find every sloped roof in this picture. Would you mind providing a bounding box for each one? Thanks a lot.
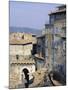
[9,39,32,45]
[49,8,66,15]
[34,54,45,61]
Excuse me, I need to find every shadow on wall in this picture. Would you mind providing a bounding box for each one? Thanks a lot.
[48,66,66,86]
[31,44,37,55]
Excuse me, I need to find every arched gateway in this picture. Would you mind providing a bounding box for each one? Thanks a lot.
[21,67,34,88]
[22,68,29,88]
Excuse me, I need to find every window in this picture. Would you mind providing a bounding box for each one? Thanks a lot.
[22,35,24,39]
[50,15,55,24]
[16,55,19,60]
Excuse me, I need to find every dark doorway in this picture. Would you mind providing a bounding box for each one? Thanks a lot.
[32,44,37,55]
[22,68,29,88]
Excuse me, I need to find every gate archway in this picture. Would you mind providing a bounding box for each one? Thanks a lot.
[23,68,29,74]
[22,68,29,88]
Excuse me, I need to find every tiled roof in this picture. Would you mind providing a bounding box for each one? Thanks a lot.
[49,8,66,15]
[9,39,32,45]
[9,32,37,44]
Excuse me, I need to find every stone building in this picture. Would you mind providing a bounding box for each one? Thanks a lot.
[44,24,54,70]
[10,32,37,56]
[41,5,66,73]
[48,5,66,69]
[9,32,37,88]
[36,24,55,70]
[33,35,46,70]
[9,56,35,88]
[9,5,66,88]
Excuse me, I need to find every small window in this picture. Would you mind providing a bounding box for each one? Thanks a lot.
[22,35,24,39]
[16,55,19,60]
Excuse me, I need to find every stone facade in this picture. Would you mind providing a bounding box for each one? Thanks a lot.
[9,32,37,88]
[9,56,35,88]
[37,5,66,85]
[41,5,66,72]
[10,44,32,56]
[49,5,66,67]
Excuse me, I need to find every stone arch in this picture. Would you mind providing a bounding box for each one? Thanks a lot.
[21,66,30,73]
[22,67,29,88]
[23,68,29,75]
[21,67,30,82]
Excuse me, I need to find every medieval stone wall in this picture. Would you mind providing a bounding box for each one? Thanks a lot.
[10,44,32,56]
[9,63,35,88]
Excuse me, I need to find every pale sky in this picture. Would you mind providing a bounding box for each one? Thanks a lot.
[9,1,62,29]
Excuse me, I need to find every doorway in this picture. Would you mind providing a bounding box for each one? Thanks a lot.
[22,68,29,88]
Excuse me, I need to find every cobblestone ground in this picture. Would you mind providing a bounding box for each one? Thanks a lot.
[29,68,52,88]
[17,68,64,88]
[17,68,49,88]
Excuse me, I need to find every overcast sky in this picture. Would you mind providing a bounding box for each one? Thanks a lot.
[9,1,62,29]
